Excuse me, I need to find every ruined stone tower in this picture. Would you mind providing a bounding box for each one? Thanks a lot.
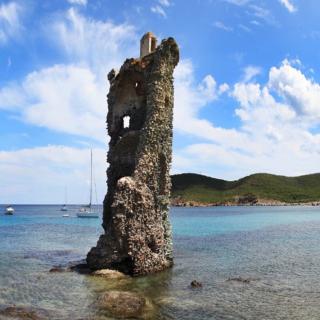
[86,33,179,275]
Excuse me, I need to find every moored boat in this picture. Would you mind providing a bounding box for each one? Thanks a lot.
[5,206,14,215]
[60,187,68,211]
[77,207,99,218]
[77,150,99,219]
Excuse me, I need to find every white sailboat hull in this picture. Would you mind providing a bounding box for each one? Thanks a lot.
[5,207,14,215]
[77,211,99,218]
[77,150,100,218]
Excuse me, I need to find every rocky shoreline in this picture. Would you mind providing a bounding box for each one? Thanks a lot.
[171,197,320,207]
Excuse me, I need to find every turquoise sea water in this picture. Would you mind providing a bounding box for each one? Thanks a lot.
[1,205,320,319]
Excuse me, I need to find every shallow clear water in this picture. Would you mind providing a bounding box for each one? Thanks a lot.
[1,205,320,319]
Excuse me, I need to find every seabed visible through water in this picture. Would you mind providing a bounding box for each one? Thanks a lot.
[1,205,320,319]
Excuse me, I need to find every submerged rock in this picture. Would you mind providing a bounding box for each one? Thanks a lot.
[0,306,49,320]
[190,280,203,288]
[227,276,258,283]
[92,269,127,279]
[98,290,146,319]
[49,266,65,273]
[69,262,92,275]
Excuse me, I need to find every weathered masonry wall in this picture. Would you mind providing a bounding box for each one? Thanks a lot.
[86,33,179,276]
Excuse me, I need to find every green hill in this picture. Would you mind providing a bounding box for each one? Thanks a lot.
[171,173,320,204]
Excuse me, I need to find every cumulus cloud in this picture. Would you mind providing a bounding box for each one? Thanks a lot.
[173,60,250,150]
[0,146,106,204]
[0,8,138,142]
[0,65,106,141]
[279,0,297,13]
[1,5,320,203]
[268,60,320,120]
[172,59,320,179]
[242,65,262,82]
[0,1,21,44]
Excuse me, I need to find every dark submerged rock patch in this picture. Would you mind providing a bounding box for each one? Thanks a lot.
[190,280,203,288]
[0,306,49,320]
[98,291,146,319]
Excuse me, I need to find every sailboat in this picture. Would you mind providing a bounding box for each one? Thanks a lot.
[5,205,14,215]
[77,149,99,218]
[61,187,68,212]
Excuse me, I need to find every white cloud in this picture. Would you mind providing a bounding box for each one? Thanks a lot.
[159,0,171,7]
[269,60,320,120]
[219,83,230,94]
[0,9,138,142]
[0,146,106,204]
[151,5,167,17]
[213,21,233,32]
[172,59,320,179]
[151,0,172,17]
[53,8,138,76]
[0,8,140,203]
[67,0,87,5]
[249,4,277,25]
[242,65,262,82]
[173,60,249,150]
[0,1,21,44]
[0,65,106,141]
[279,0,297,13]
[224,1,277,26]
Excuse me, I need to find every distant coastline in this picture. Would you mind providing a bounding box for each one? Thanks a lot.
[171,198,320,207]
[171,172,320,207]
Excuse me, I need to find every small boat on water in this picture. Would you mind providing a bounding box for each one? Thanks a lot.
[77,149,99,219]
[77,206,99,218]
[60,187,68,211]
[5,206,14,215]
[62,213,70,218]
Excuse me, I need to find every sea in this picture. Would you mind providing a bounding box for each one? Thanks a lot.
[1,205,320,319]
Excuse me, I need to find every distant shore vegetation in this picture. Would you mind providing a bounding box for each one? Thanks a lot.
[171,173,320,206]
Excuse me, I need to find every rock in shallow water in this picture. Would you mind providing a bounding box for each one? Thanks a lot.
[98,290,146,319]
[49,266,66,273]
[92,269,127,279]
[226,276,260,283]
[190,280,203,288]
[0,306,49,320]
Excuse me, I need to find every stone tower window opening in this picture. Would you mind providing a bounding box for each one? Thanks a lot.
[123,115,130,129]
[151,38,157,51]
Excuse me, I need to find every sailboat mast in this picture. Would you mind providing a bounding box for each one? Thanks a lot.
[90,149,93,207]
[65,186,67,205]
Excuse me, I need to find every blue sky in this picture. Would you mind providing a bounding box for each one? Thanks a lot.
[1,0,320,203]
